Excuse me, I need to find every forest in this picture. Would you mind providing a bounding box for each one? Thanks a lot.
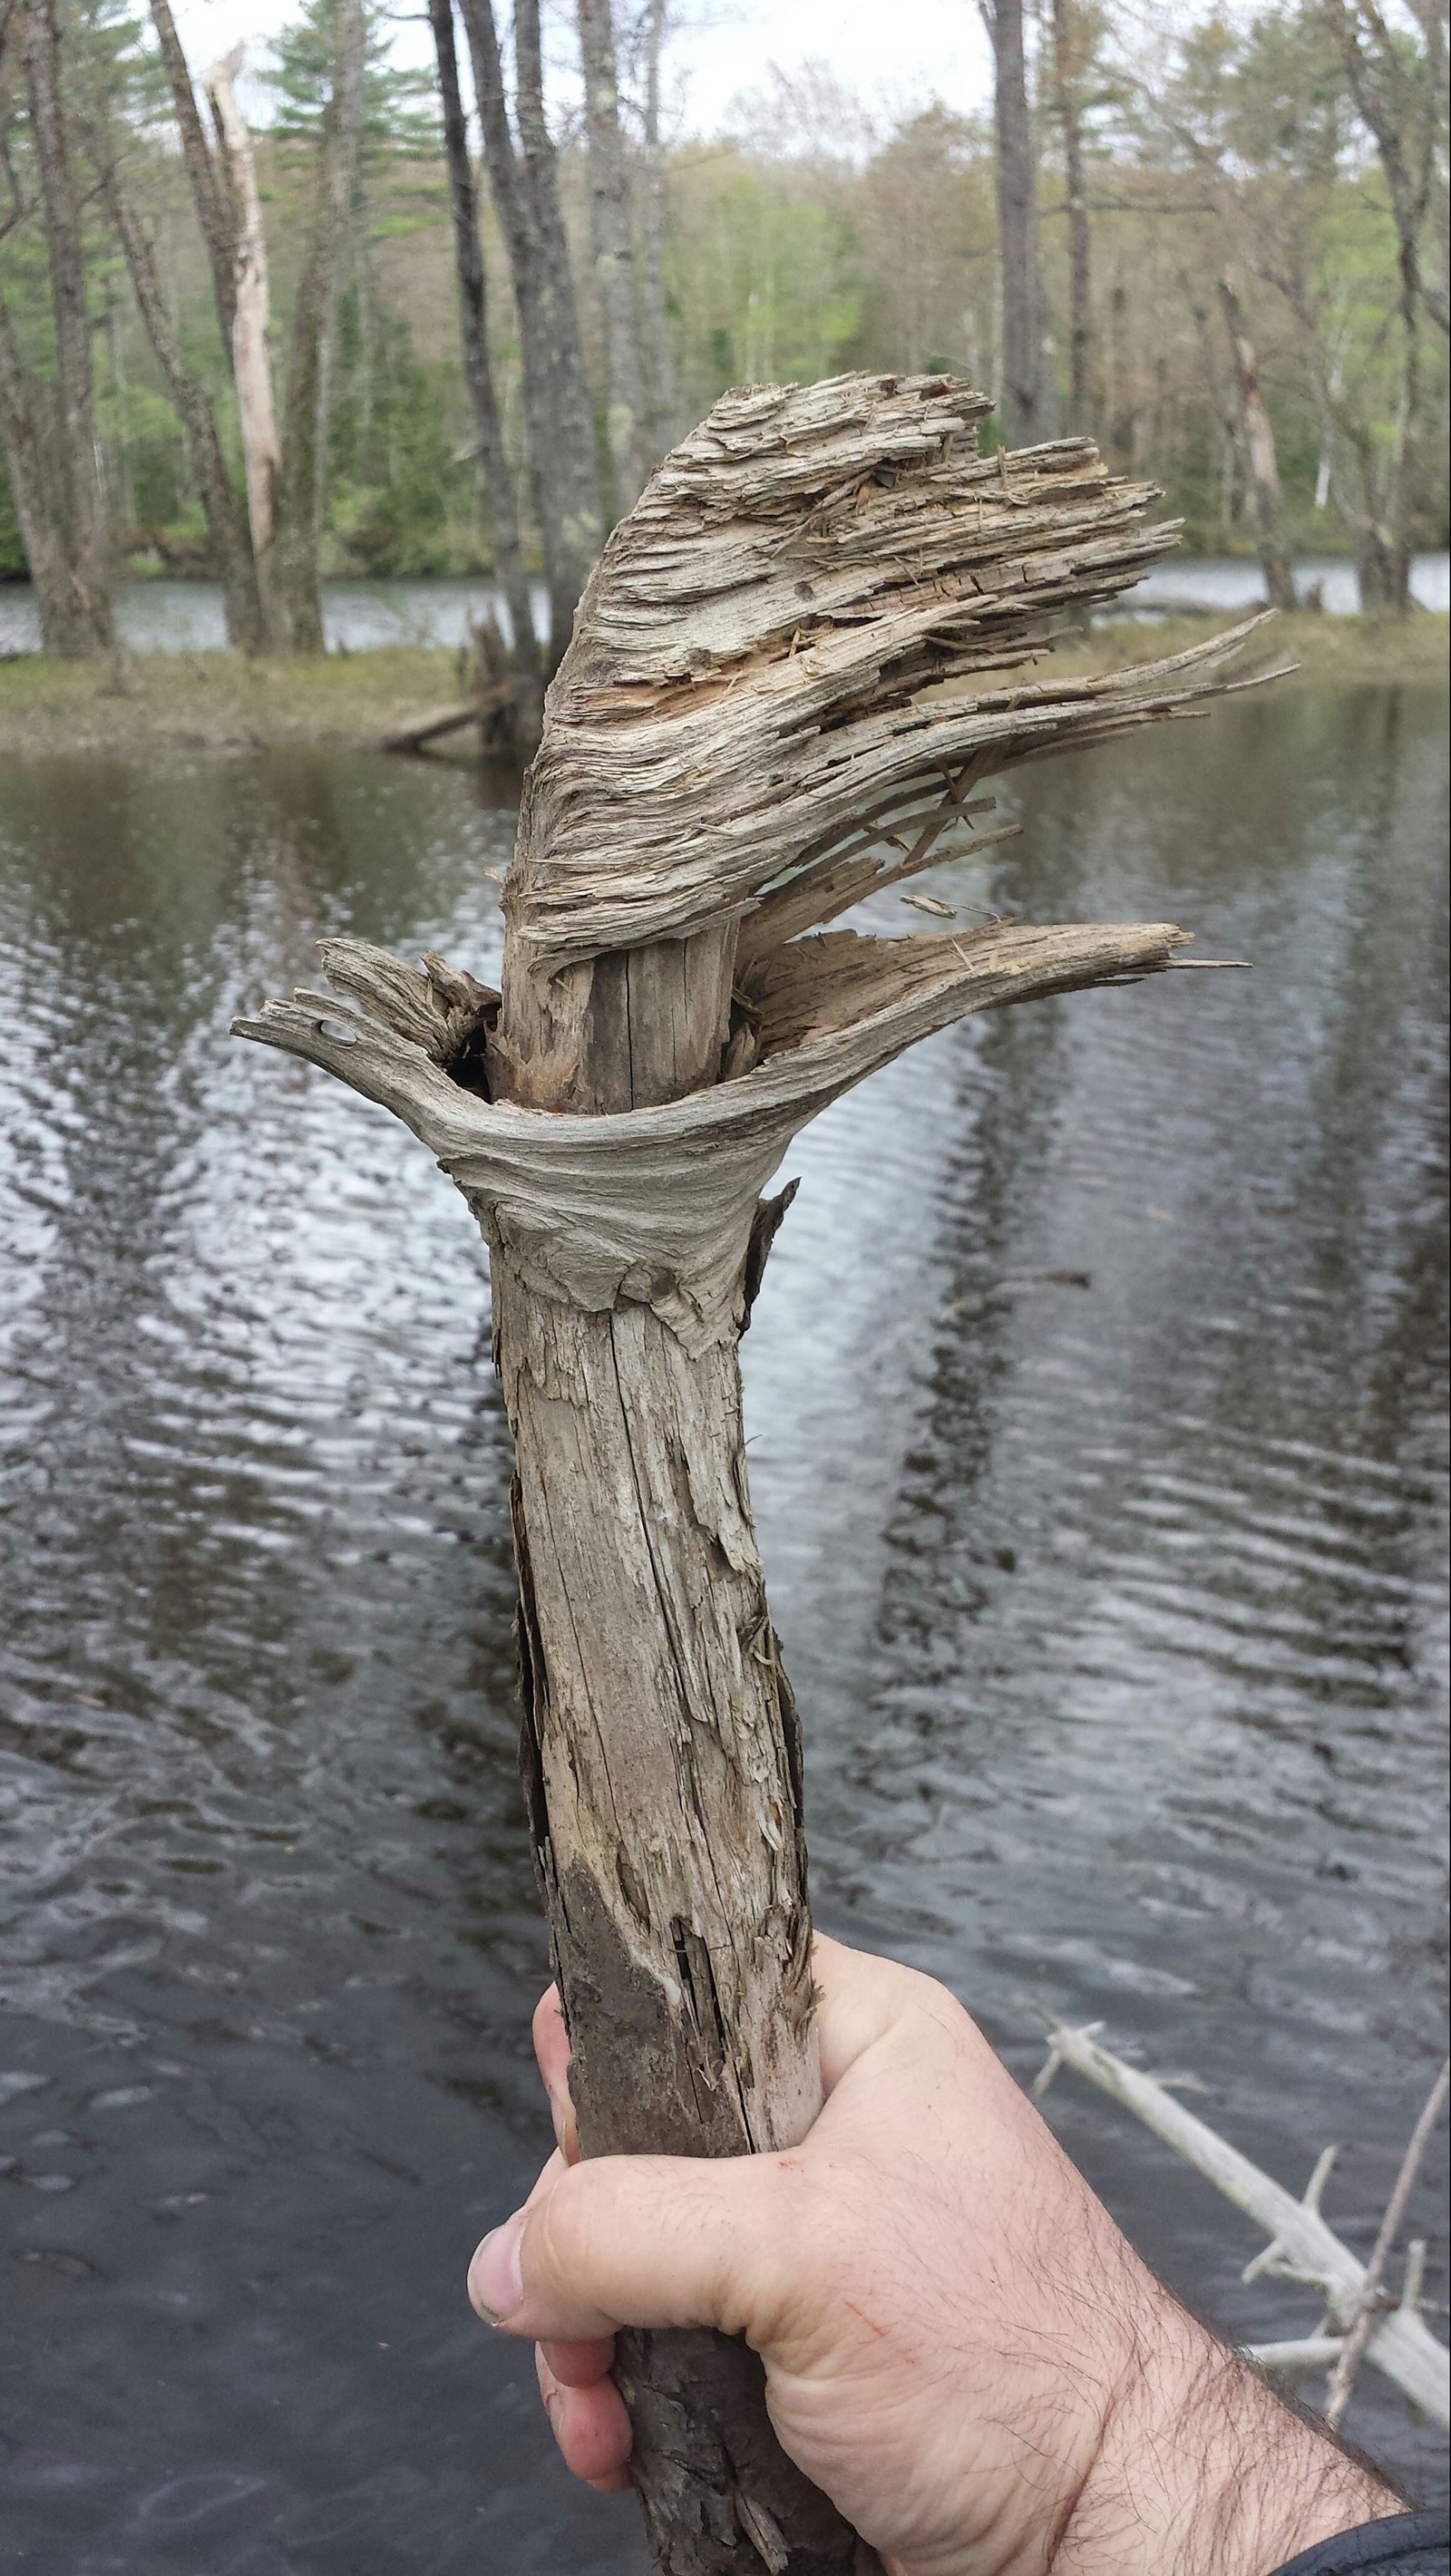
[0,0,1446,668]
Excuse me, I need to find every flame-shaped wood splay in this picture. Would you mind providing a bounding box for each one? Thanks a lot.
[504,374,1275,976]
[236,373,1274,2576]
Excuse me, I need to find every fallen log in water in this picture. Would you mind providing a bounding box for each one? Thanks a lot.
[1034,2022,1450,2429]
[379,682,515,757]
[238,373,1289,2573]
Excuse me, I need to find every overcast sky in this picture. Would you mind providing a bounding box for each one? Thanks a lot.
[168,0,994,138]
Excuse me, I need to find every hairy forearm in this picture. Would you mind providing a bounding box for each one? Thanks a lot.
[1058,2270,1400,2576]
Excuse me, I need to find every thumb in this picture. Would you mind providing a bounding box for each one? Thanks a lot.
[468,2148,803,2347]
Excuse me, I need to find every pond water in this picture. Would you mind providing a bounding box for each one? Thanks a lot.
[0,551,1446,656]
[1,684,1446,2573]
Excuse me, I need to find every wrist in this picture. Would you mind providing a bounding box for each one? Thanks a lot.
[1054,2272,1398,2576]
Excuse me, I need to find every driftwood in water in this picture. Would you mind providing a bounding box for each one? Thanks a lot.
[1035,2022,1450,2429]
[379,687,514,759]
[237,373,1285,2573]
[381,615,538,763]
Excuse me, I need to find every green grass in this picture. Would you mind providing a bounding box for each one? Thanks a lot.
[0,645,470,760]
[0,613,1443,762]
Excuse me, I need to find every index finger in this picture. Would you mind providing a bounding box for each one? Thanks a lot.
[532,1984,579,2163]
[809,1933,938,2093]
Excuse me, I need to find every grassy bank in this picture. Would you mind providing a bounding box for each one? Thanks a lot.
[0,645,469,761]
[0,613,1444,762]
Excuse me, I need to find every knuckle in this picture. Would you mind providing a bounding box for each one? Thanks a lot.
[751,2161,842,2325]
[527,2160,599,2298]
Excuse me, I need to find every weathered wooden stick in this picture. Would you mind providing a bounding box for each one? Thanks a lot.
[1247,2336,1349,2378]
[1252,2238,1430,2386]
[238,374,1290,2571]
[1035,2022,1450,2427]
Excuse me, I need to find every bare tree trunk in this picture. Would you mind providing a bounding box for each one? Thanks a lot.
[578,0,650,514]
[239,375,1275,2571]
[1050,0,1093,435]
[147,0,237,347]
[458,0,602,667]
[1337,0,1448,341]
[639,0,678,453]
[1217,277,1296,614]
[426,0,542,749]
[1281,272,1409,616]
[513,0,606,638]
[1178,267,1243,546]
[270,0,367,656]
[102,172,263,654]
[0,282,94,655]
[205,48,285,644]
[22,0,112,653]
[1380,220,1423,616]
[985,0,1045,447]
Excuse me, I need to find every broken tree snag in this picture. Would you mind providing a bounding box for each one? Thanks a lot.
[236,372,1280,2575]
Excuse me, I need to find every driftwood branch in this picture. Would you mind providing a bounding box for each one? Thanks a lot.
[1035,2023,1450,2429]
[238,372,1290,2571]
[378,686,515,757]
[1324,2060,1449,2428]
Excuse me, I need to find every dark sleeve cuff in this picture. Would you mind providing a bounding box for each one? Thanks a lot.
[1269,2509,1450,2576]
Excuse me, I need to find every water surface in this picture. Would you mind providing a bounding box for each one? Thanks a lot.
[1,685,1446,2571]
[0,551,1445,656]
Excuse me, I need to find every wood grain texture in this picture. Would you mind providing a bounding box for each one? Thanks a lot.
[235,909,1189,2572]
[493,919,854,2571]
[503,374,1283,982]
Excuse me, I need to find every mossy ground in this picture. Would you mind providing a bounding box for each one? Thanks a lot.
[0,613,1444,763]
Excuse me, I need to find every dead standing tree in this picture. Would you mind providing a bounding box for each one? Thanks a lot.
[236,374,1277,2574]
[426,0,542,750]
[578,0,653,517]
[983,0,1047,448]
[18,0,112,654]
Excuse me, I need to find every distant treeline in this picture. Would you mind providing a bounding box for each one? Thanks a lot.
[0,0,1446,663]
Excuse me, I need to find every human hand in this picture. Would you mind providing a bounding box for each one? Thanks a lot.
[469,1934,1397,2576]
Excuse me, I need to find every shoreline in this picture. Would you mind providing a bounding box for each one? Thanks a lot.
[0,613,1444,763]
